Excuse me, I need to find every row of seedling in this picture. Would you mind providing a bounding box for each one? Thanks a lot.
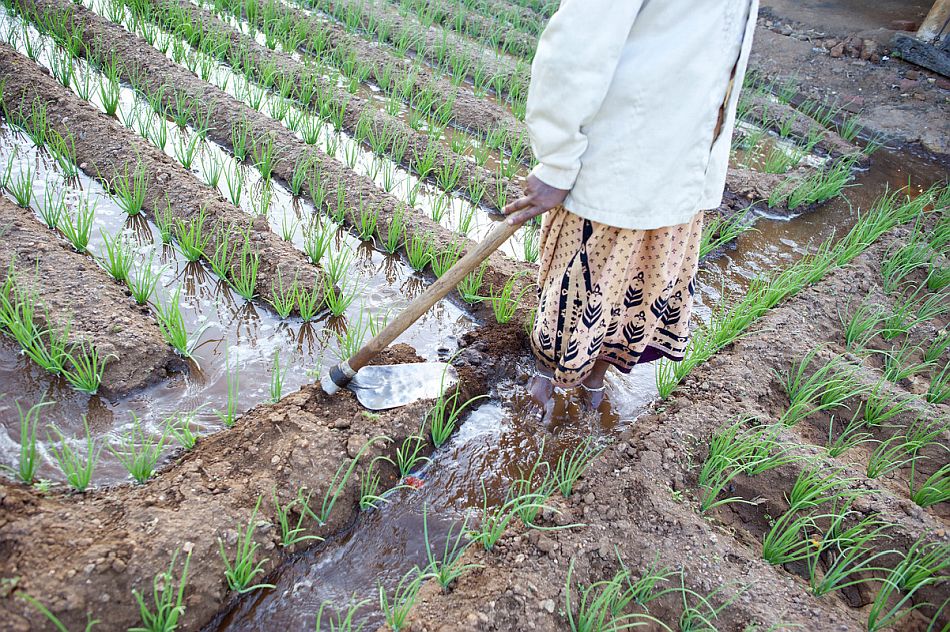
[81,0,534,259]
[391,0,538,60]
[655,185,940,398]
[300,0,531,117]
[765,153,860,210]
[198,0,534,162]
[776,347,948,505]
[697,418,948,629]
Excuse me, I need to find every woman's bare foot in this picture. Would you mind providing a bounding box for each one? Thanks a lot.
[528,373,554,407]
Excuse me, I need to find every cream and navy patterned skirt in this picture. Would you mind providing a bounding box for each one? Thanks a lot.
[530,206,703,388]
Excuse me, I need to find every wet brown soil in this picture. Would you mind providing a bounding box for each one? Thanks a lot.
[402,218,949,631]
[0,195,180,397]
[0,322,530,630]
[0,42,326,310]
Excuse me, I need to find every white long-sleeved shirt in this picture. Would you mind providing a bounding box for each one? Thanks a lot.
[526,0,759,230]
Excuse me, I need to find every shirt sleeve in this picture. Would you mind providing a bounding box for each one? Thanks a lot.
[525,0,644,190]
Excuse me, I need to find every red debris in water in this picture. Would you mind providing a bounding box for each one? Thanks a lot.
[403,476,425,489]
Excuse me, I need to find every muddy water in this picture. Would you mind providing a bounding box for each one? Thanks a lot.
[214,145,947,630]
[0,13,474,485]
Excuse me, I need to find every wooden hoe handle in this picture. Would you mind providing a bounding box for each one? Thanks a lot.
[321,218,522,394]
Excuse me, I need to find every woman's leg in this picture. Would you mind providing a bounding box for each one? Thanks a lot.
[582,360,611,391]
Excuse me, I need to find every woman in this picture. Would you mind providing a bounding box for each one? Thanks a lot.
[504,0,759,408]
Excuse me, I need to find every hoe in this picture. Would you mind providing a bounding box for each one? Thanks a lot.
[321,219,520,409]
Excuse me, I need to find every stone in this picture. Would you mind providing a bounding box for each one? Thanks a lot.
[536,535,557,554]
[905,70,920,80]
[830,43,845,58]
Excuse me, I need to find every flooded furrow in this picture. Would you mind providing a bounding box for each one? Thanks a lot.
[210,144,948,629]
[0,9,475,487]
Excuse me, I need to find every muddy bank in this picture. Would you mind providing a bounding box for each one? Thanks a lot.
[0,43,325,309]
[403,220,949,630]
[0,195,179,397]
[0,320,531,630]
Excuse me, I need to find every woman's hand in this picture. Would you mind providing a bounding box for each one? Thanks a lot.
[503,175,570,226]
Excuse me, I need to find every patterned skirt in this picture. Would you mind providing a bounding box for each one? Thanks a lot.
[530,206,703,388]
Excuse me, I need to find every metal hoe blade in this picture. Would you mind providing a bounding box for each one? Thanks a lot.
[347,362,458,410]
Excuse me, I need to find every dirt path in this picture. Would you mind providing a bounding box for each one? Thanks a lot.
[0,195,180,397]
[0,43,326,310]
[402,220,949,630]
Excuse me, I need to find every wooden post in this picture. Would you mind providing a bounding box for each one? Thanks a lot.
[917,0,950,43]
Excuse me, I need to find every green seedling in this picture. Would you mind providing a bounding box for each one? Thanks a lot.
[273,486,323,548]
[270,349,286,403]
[678,574,743,632]
[167,409,201,451]
[224,163,245,206]
[314,596,371,632]
[109,413,169,484]
[427,367,486,447]
[928,363,950,405]
[838,299,882,351]
[7,162,34,207]
[17,592,98,632]
[37,180,67,229]
[155,286,204,360]
[218,495,275,593]
[268,271,299,318]
[231,235,260,300]
[378,568,425,632]
[57,195,96,254]
[806,508,895,597]
[215,348,240,427]
[47,416,101,491]
[64,342,109,395]
[109,162,149,216]
[423,504,480,591]
[825,413,875,457]
[310,437,388,526]
[910,463,950,508]
[489,274,530,324]
[11,398,54,484]
[130,549,192,632]
[564,558,663,632]
[431,240,464,278]
[174,209,210,262]
[379,204,407,255]
[395,435,430,478]
[867,540,948,631]
[99,229,135,282]
[127,253,164,305]
[457,261,487,304]
[881,340,933,383]
[323,246,353,287]
[405,231,434,272]
[323,275,357,319]
[553,436,606,498]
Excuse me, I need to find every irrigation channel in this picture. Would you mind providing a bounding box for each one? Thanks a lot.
[209,149,946,629]
[0,0,947,627]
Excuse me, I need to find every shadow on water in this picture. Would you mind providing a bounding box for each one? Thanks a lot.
[211,145,947,630]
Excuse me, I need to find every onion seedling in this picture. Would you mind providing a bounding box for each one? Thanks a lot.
[838,299,882,351]
[127,253,164,305]
[12,398,54,484]
[323,275,357,319]
[224,162,245,206]
[64,342,109,395]
[423,504,480,592]
[99,229,135,282]
[405,231,434,271]
[678,575,743,632]
[231,235,260,300]
[806,508,895,597]
[395,435,430,478]
[17,593,99,632]
[489,274,530,324]
[110,162,149,216]
[880,340,933,383]
[231,119,252,161]
[927,362,950,404]
[311,436,388,525]
[48,129,79,179]
[862,380,914,426]
[379,204,407,255]
[699,212,752,258]
[563,558,663,632]
[378,568,425,632]
[825,413,875,457]
[270,349,286,403]
[172,133,202,170]
[553,436,606,498]
[8,162,35,208]
[357,200,379,241]
[867,541,949,632]
[167,409,201,450]
[215,349,240,427]
[110,413,169,484]
[881,288,950,340]
[47,416,101,491]
[268,271,299,318]
[252,135,279,180]
[910,463,950,507]
[174,208,210,262]
[881,233,931,293]
[200,151,224,188]
[315,596,371,632]
[323,246,353,287]
[431,240,463,277]
[131,549,192,632]
[155,287,202,359]
[427,374,486,448]
[39,181,67,229]
[57,194,96,253]
[218,495,275,593]
[457,261,487,304]
[273,486,323,548]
